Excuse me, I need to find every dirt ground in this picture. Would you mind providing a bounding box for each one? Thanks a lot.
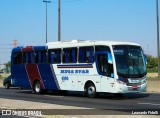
[147,73,160,93]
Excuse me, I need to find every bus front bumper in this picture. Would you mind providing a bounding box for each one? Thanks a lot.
[116,82,147,93]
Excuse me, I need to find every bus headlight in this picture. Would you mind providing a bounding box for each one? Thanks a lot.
[141,79,147,84]
[117,80,126,85]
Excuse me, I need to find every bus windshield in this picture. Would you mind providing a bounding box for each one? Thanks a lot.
[113,45,147,78]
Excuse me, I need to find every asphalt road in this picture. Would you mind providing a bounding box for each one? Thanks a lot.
[0,87,160,116]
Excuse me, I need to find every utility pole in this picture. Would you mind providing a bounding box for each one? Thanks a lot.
[58,0,61,41]
[13,39,17,48]
[156,0,160,78]
[147,45,150,56]
[43,0,51,43]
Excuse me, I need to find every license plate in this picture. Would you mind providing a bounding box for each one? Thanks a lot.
[132,86,138,89]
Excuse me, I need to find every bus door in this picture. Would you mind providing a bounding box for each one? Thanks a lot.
[95,52,115,93]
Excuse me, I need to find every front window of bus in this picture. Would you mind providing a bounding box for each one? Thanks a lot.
[113,45,147,78]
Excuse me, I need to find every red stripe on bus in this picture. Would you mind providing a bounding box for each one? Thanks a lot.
[26,64,44,89]
[22,46,33,52]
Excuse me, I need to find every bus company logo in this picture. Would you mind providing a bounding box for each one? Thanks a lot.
[2,110,11,115]
[60,69,89,74]
[1,110,42,116]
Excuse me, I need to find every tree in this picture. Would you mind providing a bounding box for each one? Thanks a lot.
[4,61,11,74]
[147,55,158,72]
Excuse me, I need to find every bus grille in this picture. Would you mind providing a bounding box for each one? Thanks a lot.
[126,82,141,86]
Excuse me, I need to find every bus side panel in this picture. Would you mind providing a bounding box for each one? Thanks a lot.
[38,64,59,90]
[12,64,31,88]
[25,64,45,89]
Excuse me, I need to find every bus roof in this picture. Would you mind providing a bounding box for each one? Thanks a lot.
[12,46,47,52]
[12,40,141,52]
[46,40,140,49]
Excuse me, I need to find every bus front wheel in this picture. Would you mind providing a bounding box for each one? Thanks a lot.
[33,81,43,94]
[87,83,97,98]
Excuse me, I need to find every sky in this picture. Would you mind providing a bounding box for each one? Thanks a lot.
[0,0,159,65]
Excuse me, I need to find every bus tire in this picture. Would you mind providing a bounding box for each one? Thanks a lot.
[5,82,10,89]
[114,93,123,97]
[87,83,97,98]
[33,81,43,94]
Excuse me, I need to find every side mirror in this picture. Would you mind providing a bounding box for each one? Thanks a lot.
[108,53,113,64]
[143,54,147,65]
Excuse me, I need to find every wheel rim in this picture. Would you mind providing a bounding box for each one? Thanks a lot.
[5,84,8,88]
[5,83,9,89]
[35,83,41,93]
[88,86,95,95]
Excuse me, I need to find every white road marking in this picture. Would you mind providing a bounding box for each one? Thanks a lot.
[138,103,160,106]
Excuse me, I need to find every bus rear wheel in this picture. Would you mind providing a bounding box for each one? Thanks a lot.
[87,83,97,98]
[33,81,43,94]
[5,82,10,89]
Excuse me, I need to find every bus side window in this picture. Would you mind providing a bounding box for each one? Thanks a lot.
[56,49,61,63]
[79,47,85,63]
[38,52,41,63]
[28,52,31,63]
[48,50,54,63]
[97,54,113,77]
[79,46,94,63]
[71,48,77,63]
[35,51,41,63]
[63,48,77,63]
[97,54,109,76]
[14,52,22,64]
[26,52,29,64]
[41,51,47,63]
[63,49,69,63]
[87,47,94,63]
[35,52,38,63]
[48,49,61,64]
[28,52,34,64]
[23,52,26,64]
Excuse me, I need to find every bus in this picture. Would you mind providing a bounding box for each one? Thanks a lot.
[11,40,147,98]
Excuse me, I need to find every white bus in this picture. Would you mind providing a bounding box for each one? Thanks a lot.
[47,40,147,97]
[11,40,147,98]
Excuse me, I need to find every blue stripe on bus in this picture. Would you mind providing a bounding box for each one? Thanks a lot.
[50,64,60,90]
[12,47,23,52]
[12,65,31,88]
[57,64,93,68]
[33,46,47,51]
[38,64,59,90]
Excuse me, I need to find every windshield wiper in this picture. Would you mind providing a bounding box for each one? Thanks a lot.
[133,59,142,75]
[128,57,142,78]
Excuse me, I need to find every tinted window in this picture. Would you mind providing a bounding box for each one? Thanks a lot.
[48,49,61,64]
[13,52,22,64]
[63,48,77,63]
[96,54,114,77]
[79,46,94,63]
[41,51,47,63]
